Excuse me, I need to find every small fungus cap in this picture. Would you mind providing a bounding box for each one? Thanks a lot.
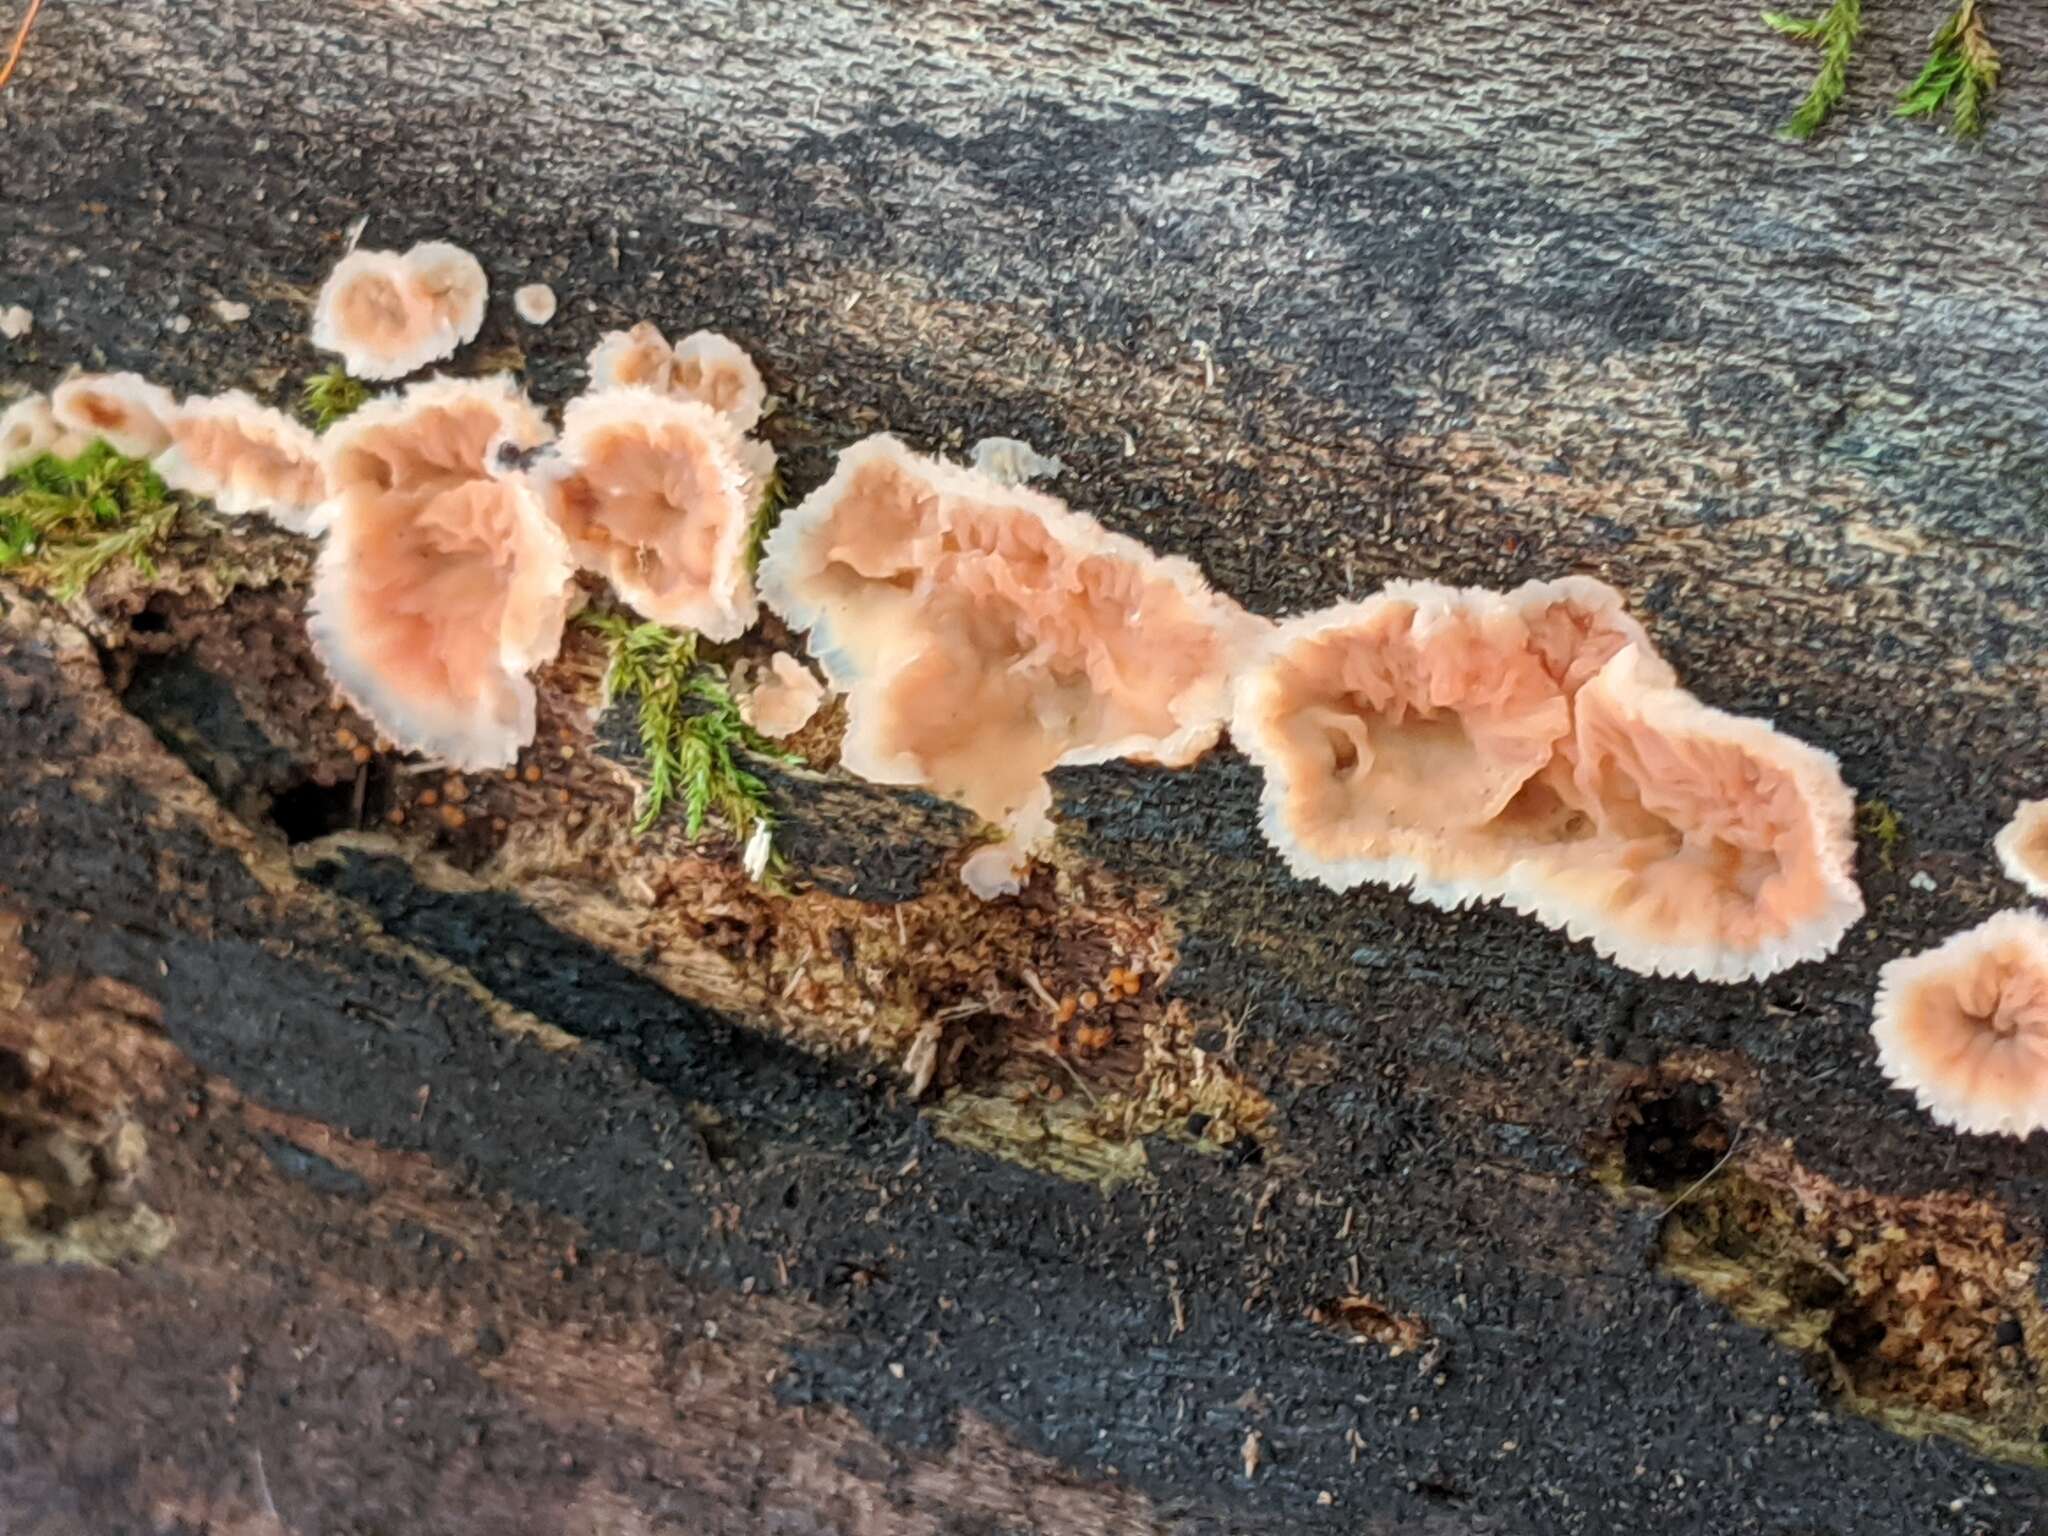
[586,324,767,432]
[741,651,825,739]
[1995,800,2048,901]
[513,283,557,326]
[157,391,329,533]
[311,242,489,382]
[1,395,63,477]
[308,375,570,769]
[1872,910,2048,1136]
[50,373,178,459]
[541,387,759,641]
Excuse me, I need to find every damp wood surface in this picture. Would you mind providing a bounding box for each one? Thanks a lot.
[4,2,2048,1534]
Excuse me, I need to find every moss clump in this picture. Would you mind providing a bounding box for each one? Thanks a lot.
[1765,0,1863,140]
[1766,0,2002,142]
[297,366,369,432]
[1896,0,2000,139]
[746,465,787,573]
[0,441,185,599]
[1858,799,1906,869]
[581,609,797,852]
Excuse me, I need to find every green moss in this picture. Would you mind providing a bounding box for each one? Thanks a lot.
[0,441,186,599]
[1858,799,1905,869]
[580,609,798,854]
[1897,0,2000,139]
[1764,0,1863,140]
[746,465,787,573]
[298,366,369,432]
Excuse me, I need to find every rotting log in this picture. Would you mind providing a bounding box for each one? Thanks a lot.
[4,1,2048,1533]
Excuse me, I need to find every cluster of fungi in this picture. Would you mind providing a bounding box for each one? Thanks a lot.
[3,235,2046,1137]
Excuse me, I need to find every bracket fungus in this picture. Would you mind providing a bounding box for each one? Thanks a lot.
[310,241,489,381]
[586,323,767,432]
[307,375,572,770]
[156,391,328,533]
[539,387,765,640]
[1232,577,1861,981]
[759,433,1256,896]
[50,373,177,460]
[1872,911,2048,1136]
[1995,800,2048,900]
[739,651,826,739]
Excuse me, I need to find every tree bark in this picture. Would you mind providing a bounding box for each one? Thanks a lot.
[4,2,2048,1533]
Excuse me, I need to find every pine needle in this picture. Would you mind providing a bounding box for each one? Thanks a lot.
[1765,0,1862,141]
[1897,0,2000,139]
[580,610,798,858]
[298,366,370,432]
[0,440,187,598]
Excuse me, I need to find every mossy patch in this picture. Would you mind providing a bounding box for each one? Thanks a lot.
[0,441,188,599]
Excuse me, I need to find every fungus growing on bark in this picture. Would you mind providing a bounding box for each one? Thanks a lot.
[0,396,74,476]
[1526,644,1863,982]
[586,323,766,431]
[156,391,328,532]
[739,651,825,738]
[50,373,177,459]
[1872,911,2048,1136]
[311,242,489,381]
[1994,800,2048,900]
[540,388,761,640]
[760,433,1253,893]
[513,283,557,326]
[1233,578,1861,980]
[307,375,571,769]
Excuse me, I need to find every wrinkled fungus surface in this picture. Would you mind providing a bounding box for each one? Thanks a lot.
[1233,578,1861,981]
[50,373,177,460]
[157,392,328,532]
[1873,911,2048,1137]
[760,434,1255,892]
[311,242,489,381]
[587,323,766,431]
[1994,800,2048,901]
[308,376,571,769]
[541,388,761,640]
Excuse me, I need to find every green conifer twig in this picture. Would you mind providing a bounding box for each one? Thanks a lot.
[1764,0,1863,141]
[1896,0,2000,139]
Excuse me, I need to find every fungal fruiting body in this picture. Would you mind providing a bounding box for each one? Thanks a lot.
[1872,911,2048,1136]
[587,323,767,431]
[0,395,83,476]
[1525,644,1863,982]
[539,388,762,640]
[513,283,557,326]
[156,392,328,533]
[308,375,571,769]
[50,373,177,459]
[1233,577,1862,981]
[740,651,825,738]
[759,433,1256,895]
[1995,800,2048,900]
[311,242,489,381]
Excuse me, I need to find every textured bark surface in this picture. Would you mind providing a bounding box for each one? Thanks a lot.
[4,2,2048,1533]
